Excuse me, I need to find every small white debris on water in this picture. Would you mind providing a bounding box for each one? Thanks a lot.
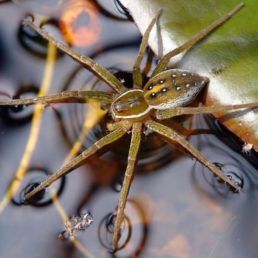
[144,128,153,136]
[59,212,93,240]
[242,143,253,154]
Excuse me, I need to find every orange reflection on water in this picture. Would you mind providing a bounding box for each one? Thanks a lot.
[60,0,101,47]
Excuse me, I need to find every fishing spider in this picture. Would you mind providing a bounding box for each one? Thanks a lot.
[1,2,257,249]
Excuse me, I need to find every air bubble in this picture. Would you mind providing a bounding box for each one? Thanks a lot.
[112,180,122,192]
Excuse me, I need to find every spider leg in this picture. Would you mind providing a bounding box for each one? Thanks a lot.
[133,10,162,88]
[145,120,241,192]
[113,122,142,248]
[156,102,258,120]
[0,91,113,109]
[24,20,126,93]
[24,121,132,201]
[142,48,155,78]
[152,3,244,76]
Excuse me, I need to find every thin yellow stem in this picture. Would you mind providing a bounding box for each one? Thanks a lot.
[51,192,95,258]
[65,101,107,163]
[50,101,105,258]
[0,43,57,214]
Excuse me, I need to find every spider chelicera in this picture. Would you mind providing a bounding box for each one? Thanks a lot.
[1,2,257,249]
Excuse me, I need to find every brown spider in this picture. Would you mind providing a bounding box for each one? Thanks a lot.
[1,2,257,249]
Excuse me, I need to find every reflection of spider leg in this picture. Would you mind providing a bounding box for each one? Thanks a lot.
[0,91,113,109]
[113,122,142,248]
[152,3,244,76]
[145,120,241,192]
[25,122,132,201]
[133,10,162,88]
[156,102,258,119]
[24,20,126,93]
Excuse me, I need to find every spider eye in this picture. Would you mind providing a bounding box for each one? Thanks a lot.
[161,87,168,93]
[150,92,157,98]
[148,84,154,90]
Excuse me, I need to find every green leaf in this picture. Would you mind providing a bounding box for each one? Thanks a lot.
[121,0,258,151]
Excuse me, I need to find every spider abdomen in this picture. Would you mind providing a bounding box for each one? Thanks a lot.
[143,69,209,110]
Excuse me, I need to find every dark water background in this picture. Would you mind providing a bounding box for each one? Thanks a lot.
[0,1,258,258]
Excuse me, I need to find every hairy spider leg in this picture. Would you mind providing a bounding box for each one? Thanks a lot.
[156,103,258,119]
[152,3,244,76]
[145,120,241,192]
[133,10,162,88]
[24,122,132,200]
[0,91,113,108]
[24,20,126,93]
[113,122,142,248]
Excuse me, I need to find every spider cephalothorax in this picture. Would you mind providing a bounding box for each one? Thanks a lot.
[1,2,257,250]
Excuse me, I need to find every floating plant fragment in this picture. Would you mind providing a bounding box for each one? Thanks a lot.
[60,212,94,241]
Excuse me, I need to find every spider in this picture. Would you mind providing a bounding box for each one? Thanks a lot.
[1,2,257,249]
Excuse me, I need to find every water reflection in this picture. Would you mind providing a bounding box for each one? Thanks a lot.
[98,212,131,251]
[96,0,132,21]
[0,1,258,258]
[11,166,65,207]
[0,0,10,4]
[12,0,62,14]
[190,115,256,196]
[98,199,149,255]
[214,163,244,191]
[60,0,102,48]
[206,115,258,168]
[18,15,48,58]
[0,84,38,125]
